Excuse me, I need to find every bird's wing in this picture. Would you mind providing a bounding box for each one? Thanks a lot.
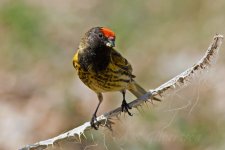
[73,51,80,69]
[110,49,135,78]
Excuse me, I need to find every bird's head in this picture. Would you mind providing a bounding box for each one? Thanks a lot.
[84,27,116,48]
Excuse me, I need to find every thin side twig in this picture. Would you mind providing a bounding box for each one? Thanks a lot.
[20,34,223,150]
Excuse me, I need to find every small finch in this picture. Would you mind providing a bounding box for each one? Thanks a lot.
[73,27,160,129]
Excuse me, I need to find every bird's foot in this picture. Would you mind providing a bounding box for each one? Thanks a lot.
[90,114,99,130]
[121,99,132,116]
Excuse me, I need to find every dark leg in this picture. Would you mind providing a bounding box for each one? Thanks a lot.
[121,90,132,116]
[91,93,103,130]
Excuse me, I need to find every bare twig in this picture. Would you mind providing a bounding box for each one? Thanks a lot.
[20,34,223,150]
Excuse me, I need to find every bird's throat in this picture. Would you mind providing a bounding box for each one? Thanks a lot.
[78,46,111,73]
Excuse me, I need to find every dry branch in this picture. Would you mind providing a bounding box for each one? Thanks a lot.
[20,34,223,150]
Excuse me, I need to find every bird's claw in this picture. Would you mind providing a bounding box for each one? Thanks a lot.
[90,114,99,130]
[121,100,133,116]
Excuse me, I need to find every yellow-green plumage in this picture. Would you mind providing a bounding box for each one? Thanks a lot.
[73,49,142,94]
[73,27,151,129]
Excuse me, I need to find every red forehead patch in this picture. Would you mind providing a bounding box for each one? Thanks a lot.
[100,27,115,38]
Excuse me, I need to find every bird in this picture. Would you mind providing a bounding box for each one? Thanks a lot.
[73,27,160,129]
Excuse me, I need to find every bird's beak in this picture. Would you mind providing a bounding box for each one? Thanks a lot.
[106,37,115,47]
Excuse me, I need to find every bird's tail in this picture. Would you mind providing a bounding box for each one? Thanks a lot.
[128,81,161,101]
[128,81,147,98]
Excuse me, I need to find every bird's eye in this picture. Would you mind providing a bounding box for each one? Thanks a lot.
[98,33,103,38]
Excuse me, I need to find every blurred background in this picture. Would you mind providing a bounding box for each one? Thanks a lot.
[0,0,225,149]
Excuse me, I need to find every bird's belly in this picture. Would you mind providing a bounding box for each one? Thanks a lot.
[78,65,131,93]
